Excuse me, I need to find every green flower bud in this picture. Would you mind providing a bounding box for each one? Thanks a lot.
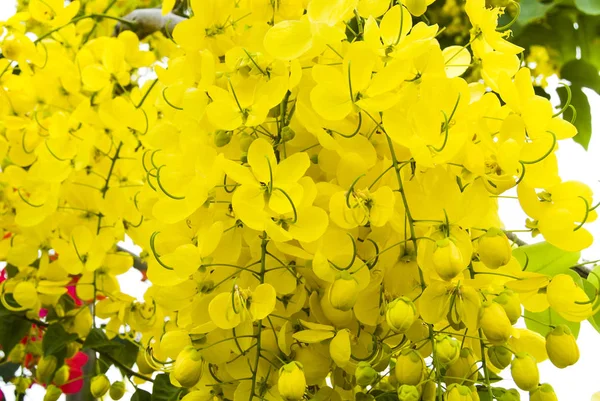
[497,389,520,401]
[136,350,154,375]
[65,342,80,359]
[109,381,126,400]
[477,227,512,269]
[13,377,31,394]
[355,362,378,386]
[281,126,295,142]
[421,379,437,401]
[394,349,424,386]
[310,154,318,164]
[278,361,306,400]
[444,384,474,401]
[386,297,417,333]
[43,384,62,401]
[173,346,203,388]
[36,355,58,384]
[487,345,512,370]
[510,353,539,391]
[397,384,420,401]
[432,238,464,280]
[480,301,513,345]
[494,290,521,325]
[435,335,460,366]
[530,383,558,401]
[8,343,26,363]
[214,130,232,147]
[545,324,579,369]
[90,374,111,398]
[53,365,70,387]
[328,272,360,311]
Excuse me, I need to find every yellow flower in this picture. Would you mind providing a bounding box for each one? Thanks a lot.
[173,346,203,388]
[395,349,424,386]
[278,361,306,401]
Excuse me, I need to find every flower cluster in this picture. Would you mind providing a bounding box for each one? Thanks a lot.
[0,0,596,400]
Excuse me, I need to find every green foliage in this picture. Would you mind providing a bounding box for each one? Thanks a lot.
[0,305,30,358]
[42,323,78,358]
[132,389,152,401]
[151,374,183,401]
[513,241,580,276]
[512,1,600,149]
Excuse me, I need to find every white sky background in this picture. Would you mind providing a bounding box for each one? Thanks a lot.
[1,1,600,400]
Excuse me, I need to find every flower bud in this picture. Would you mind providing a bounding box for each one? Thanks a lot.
[109,381,126,400]
[8,343,26,363]
[397,384,420,401]
[36,355,58,384]
[480,302,513,345]
[214,130,232,147]
[43,385,62,401]
[394,349,424,386]
[530,383,558,401]
[26,340,43,357]
[173,346,203,388]
[328,272,360,311]
[494,290,521,325]
[496,389,520,401]
[310,154,318,164]
[435,335,460,366]
[477,228,511,269]
[13,377,31,394]
[281,126,295,142]
[90,374,111,398]
[421,379,437,401]
[445,348,477,385]
[545,324,579,369]
[355,362,378,386]
[510,353,539,391]
[487,345,513,370]
[65,342,80,359]
[278,361,306,400]
[386,297,417,333]
[432,238,464,280]
[161,330,192,360]
[53,365,70,387]
[444,384,474,401]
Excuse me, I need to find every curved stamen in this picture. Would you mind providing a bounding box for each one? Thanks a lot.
[150,231,175,270]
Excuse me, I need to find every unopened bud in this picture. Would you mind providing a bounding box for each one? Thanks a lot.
[545,324,579,369]
[432,238,464,280]
[90,374,110,398]
[36,355,57,384]
[43,385,62,401]
[394,349,424,386]
[328,272,360,311]
[8,343,26,363]
[278,361,306,400]
[510,353,539,391]
[444,384,475,401]
[530,383,558,401]
[477,228,512,269]
[109,381,126,400]
[53,365,70,386]
[214,130,232,147]
[281,127,295,142]
[434,335,460,366]
[386,297,417,333]
[397,384,420,401]
[480,301,513,345]
[355,362,378,386]
[494,290,521,325]
[487,345,512,370]
[173,346,203,388]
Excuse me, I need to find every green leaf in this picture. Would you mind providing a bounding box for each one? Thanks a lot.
[83,328,120,353]
[524,308,581,338]
[575,0,600,15]
[476,386,493,401]
[132,389,152,401]
[151,374,182,401]
[0,362,20,381]
[561,59,600,93]
[0,314,30,357]
[558,84,592,149]
[42,324,78,357]
[513,241,580,276]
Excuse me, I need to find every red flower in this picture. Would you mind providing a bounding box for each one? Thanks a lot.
[60,352,89,394]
